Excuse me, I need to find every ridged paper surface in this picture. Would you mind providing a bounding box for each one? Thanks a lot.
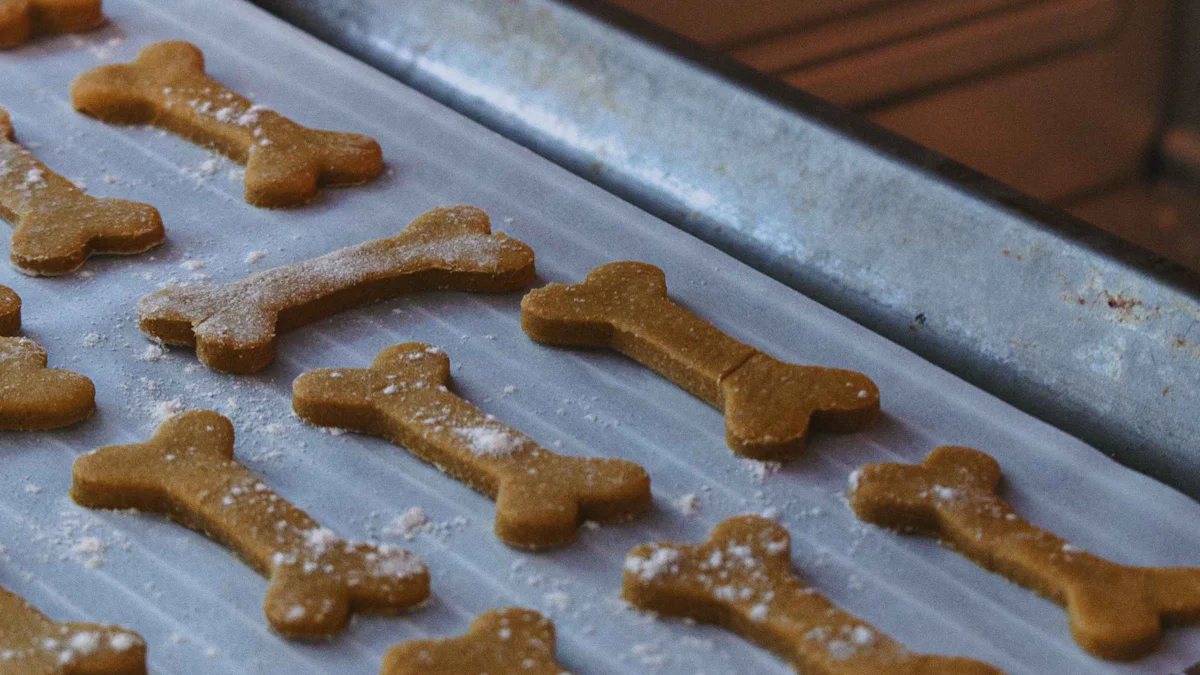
[0,1,1198,674]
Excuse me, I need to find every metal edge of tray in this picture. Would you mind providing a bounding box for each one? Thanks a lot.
[248,0,1200,498]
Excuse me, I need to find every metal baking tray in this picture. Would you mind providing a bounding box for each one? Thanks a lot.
[251,0,1200,501]
[1,1,1198,674]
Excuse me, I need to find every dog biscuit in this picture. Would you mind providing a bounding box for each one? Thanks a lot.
[0,583,145,675]
[72,41,383,207]
[0,0,103,50]
[0,284,18,335]
[849,446,1200,660]
[0,336,94,430]
[623,515,1005,675]
[521,262,880,460]
[293,342,651,549]
[381,608,573,675]
[138,206,535,374]
[70,410,430,639]
[0,106,164,276]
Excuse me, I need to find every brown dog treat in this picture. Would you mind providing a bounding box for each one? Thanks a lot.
[292,342,651,550]
[623,515,1005,675]
[381,608,574,675]
[521,262,880,460]
[849,446,1200,660]
[0,284,18,335]
[0,583,146,675]
[0,336,94,430]
[70,410,430,639]
[138,206,535,374]
[0,0,104,50]
[71,41,383,207]
[0,107,164,276]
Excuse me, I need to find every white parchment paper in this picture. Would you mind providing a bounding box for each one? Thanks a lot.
[1,1,1198,673]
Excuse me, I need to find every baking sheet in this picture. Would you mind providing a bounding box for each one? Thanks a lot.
[1,1,1199,673]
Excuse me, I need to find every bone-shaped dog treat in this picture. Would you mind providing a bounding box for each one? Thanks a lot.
[0,0,103,50]
[0,107,164,276]
[0,336,94,430]
[381,608,574,675]
[138,206,536,374]
[292,342,651,549]
[0,584,145,675]
[0,284,18,335]
[623,515,1004,675]
[71,41,383,207]
[849,446,1200,660]
[521,262,880,459]
[70,410,430,638]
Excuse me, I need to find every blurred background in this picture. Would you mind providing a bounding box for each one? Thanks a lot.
[607,0,1200,272]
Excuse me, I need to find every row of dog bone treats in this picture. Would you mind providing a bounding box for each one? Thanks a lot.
[2,10,1198,675]
[7,234,1200,672]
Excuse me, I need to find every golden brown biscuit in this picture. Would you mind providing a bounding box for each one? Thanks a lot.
[0,0,104,50]
[138,206,535,374]
[70,410,430,639]
[849,446,1200,660]
[0,106,164,276]
[0,284,18,336]
[292,342,651,550]
[521,262,880,460]
[71,41,383,207]
[623,515,1005,675]
[0,336,94,430]
[0,583,146,675]
[381,608,574,675]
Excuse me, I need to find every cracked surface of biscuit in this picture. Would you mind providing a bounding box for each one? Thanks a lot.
[0,583,146,675]
[70,410,430,639]
[0,107,164,276]
[382,609,573,675]
[521,261,880,459]
[138,206,536,374]
[71,40,383,207]
[293,342,651,549]
[850,446,1200,660]
[0,336,94,430]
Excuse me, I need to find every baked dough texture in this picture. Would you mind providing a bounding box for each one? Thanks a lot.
[137,206,536,374]
[71,41,383,207]
[293,342,652,550]
[0,284,19,335]
[0,336,94,430]
[0,583,145,675]
[521,261,880,459]
[0,106,164,276]
[381,609,574,675]
[850,446,1200,660]
[0,0,104,50]
[71,410,431,639]
[623,515,1005,675]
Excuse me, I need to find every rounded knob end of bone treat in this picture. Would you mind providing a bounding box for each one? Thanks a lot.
[0,368,95,431]
[265,574,352,639]
[195,330,277,374]
[244,146,322,208]
[0,3,33,50]
[10,198,165,276]
[81,627,148,675]
[495,482,580,550]
[0,285,20,336]
[33,0,105,34]
[572,459,652,524]
[1066,582,1162,660]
